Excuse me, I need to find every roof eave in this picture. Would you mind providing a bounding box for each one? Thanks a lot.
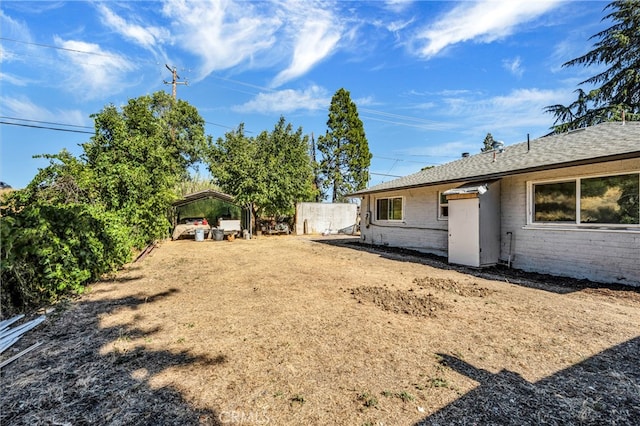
[348,151,640,197]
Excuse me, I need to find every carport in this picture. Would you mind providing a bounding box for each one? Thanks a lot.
[171,190,250,239]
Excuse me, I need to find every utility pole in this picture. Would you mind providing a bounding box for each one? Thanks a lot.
[310,132,322,202]
[163,64,187,99]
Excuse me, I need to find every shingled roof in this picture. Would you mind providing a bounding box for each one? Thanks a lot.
[352,121,640,196]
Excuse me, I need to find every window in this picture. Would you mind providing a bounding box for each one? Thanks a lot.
[438,192,449,219]
[581,174,639,224]
[376,196,403,220]
[533,181,576,222]
[531,172,640,225]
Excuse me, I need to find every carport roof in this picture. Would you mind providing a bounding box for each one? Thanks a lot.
[350,121,640,196]
[172,189,235,207]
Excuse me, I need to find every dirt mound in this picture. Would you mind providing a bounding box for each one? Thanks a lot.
[349,286,448,317]
[413,276,494,297]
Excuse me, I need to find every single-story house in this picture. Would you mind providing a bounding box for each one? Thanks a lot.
[349,122,640,287]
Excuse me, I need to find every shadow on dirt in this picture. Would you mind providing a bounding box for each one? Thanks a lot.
[313,237,640,296]
[415,336,640,425]
[1,288,223,426]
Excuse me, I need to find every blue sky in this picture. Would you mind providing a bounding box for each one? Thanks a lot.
[1,1,609,190]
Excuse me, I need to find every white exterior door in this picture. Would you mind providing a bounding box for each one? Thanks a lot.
[448,197,480,267]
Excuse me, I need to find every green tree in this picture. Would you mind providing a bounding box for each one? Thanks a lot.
[83,91,208,245]
[207,117,316,229]
[259,116,317,216]
[318,88,372,202]
[1,91,209,313]
[481,133,496,152]
[546,1,640,132]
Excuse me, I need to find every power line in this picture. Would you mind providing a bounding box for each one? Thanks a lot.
[0,37,130,60]
[205,123,255,134]
[370,172,402,178]
[360,108,445,126]
[0,116,93,129]
[0,114,252,135]
[374,155,429,164]
[2,38,457,137]
[211,75,274,93]
[0,121,94,134]
[2,37,447,133]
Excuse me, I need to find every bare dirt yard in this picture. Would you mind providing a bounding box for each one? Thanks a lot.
[2,235,639,425]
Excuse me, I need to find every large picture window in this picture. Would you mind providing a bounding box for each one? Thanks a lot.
[531,172,640,225]
[377,196,403,221]
[581,174,640,224]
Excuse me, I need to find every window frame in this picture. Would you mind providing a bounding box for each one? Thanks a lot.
[375,196,404,221]
[438,191,449,220]
[527,171,640,228]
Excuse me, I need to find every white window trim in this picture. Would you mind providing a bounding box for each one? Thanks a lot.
[526,171,640,229]
[437,191,448,221]
[375,196,404,221]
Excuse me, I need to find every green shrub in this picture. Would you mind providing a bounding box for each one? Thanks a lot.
[1,201,132,313]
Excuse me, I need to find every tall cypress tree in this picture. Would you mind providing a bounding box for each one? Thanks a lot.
[546,0,640,132]
[318,88,372,202]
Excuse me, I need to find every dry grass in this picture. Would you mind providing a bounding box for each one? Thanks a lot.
[2,235,639,425]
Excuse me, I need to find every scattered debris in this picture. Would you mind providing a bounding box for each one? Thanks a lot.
[0,341,43,370]
[1,314,46,370]
[0,314,25,332]
[1,315,45,354]
[134,243,157,263]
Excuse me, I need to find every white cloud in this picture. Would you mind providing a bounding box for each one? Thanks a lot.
[96,4,169,51]
[413,0,563,58]
[0,46,19,64]
[360,107,452,131]
[384,0,414,14]
[0,9,31,43]
[162,0,282,81]
[490,88,562,110]
[439,87,572,138]
[0,95,87,125]
[0,9,33,65]
[387,18,415,33]
[53,37,136,100]
[502,56,523,77]
[400,140,472,158]
[161,0,343,86]
[0,72,31,86]
[232,85,330,114]
[271,5,342,87]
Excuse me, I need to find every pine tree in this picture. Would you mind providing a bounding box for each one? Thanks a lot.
[318,88,372,202]
[546,1,640,132]
[481,133,496,152]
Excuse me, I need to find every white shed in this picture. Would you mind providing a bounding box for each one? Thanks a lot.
[444,181,501,267]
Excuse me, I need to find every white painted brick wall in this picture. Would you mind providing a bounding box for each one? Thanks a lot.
[500,159,640,286]
[359,158,639,286]
[360,186,449,257]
